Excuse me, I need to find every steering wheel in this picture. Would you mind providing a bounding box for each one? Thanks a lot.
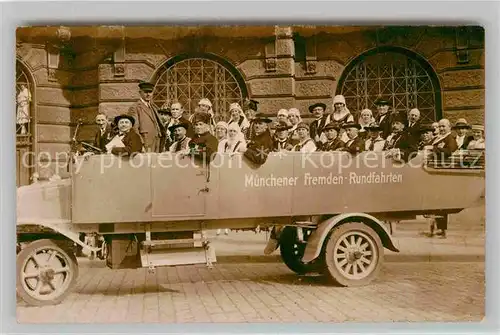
[81,141,103,154]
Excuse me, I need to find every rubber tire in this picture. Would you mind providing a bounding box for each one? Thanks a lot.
[17,239,79,306]
[322,222,384,287]
[279,226,312,275]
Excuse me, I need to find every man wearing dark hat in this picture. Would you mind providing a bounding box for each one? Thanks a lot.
[319,122,345,151]
[340,122,365,155]
[243,98,260,141]
[374,98,394,139]
[168,122,191,154]
[128,81,165,153]
[364,123,386,152]
[383,116,418,162]
[452,118,474,150]
[108,114,143,156]
[272,121,294,151]
[189,112,218,163]
[308,102,330,144]
[418,124,436,150]
[242,113,274,165]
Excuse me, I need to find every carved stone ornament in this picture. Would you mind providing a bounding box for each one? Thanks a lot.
[114,63,126,77]
[306,60,317,74]
[48,68,57,82]
[265,58,277,72]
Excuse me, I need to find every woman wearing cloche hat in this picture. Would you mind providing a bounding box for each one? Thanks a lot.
[467,124,485,150]
[331,95,354,143]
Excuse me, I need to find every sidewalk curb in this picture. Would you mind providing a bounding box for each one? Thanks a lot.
[215,253,484,264]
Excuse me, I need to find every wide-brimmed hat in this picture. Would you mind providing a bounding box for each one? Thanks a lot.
[374,98,390,106]
[245,99,259,111]
[309,103,327,113]
[275,121,293,131]
[341,122,361,130]
[391,114,406,125]
[453,118,471,129]
[192,112,212,125]
[253,113,272,123]
[114,114,136,126]
[323,122,340,131]
[419,124,435,133]
[168,122,189,132]
[158,108,172,116]
[365,123,382,132]
[138,81,154,92]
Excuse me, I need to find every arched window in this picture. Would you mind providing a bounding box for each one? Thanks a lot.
[151,54,248,122]
[338,48,442,123]
[16,61,34,186]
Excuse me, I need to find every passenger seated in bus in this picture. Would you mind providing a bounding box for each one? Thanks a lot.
[318,122,344,151]
[93,112,114,152]
[108,114,144,156]
[189,112,219,163]
[431,119,458,158]
[195,98,217,134]
[272,121,294,152]
[431,121,439,137]
[309,102,331,145]
[287,108,302,145]
[227,102,250,135]
[168,122,191,154]
[292,122,317,153]
[157,108,173,151]
[358,109,375,140]
[242,113,274,165]
[467,125,485,150]
[452,118,474,150]
[217,123,247,154]
[215,121,228,142]
[364,123,385,152]
[339,122,364,155]
[405,108,422,144]
[383,116,417,162]
[242,98,259,141]
[418,124,435,150]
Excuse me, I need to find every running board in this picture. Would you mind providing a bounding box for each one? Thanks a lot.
[139,246,216,268]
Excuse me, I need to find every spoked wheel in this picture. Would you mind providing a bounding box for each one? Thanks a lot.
[279,226,313,275]
[323,222,383,286]
[17,239,79,306]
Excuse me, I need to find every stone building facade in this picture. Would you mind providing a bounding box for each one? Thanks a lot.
[15,25,485,185]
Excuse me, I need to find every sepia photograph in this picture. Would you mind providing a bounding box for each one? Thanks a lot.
[14,24,485,323]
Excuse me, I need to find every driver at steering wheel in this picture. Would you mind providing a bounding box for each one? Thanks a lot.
[93,112,114,152]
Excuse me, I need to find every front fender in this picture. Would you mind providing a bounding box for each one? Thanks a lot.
[17,221,101,254]
[301,213,399,263]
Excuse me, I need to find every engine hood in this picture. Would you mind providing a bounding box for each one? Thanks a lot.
[17,178,72,225]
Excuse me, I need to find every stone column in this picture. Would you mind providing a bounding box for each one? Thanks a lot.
[247,25,296,115]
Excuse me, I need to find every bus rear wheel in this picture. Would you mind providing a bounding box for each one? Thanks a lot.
[279,226,313,275]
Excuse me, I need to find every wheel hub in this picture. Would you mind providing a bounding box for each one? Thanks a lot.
[346,247,363,263]
[40,267,55,283]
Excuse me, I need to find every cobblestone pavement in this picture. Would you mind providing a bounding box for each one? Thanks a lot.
[17,260,484,323]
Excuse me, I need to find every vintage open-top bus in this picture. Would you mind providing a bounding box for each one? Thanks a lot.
[16,148,485,306]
